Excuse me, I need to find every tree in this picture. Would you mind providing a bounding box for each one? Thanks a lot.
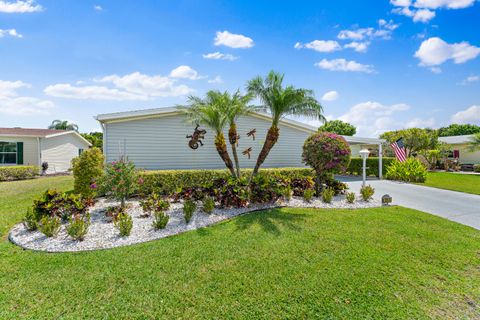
[48,120,79,131]
[438,124,480,137]
[380,128,438,157]
[468,133,480,152]
[318,120,356,136]
[246,71,325,178]
[81,132,103,150]
[180,91,237,177]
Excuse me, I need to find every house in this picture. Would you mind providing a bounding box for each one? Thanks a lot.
[439,134,480,164]
[0,128,92,174]
[96,107,385,176]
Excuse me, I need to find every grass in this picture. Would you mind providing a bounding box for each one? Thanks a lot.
[417,172,480,195]
[1,176,480,319]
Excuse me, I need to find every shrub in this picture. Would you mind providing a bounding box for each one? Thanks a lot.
[115,211,133,236]
[474,164,480,173]
[72,147,104,199]
[282,184,293,201]
[140,194,170,216]
[249,175,285,204]
[66,213,90,241]
[213,177,250,208]
[303,188,315,202]
[385,158,427,183]
[99,158,138,208]
[346,192,356,204]
[202,197,215,214]
[33,189,89,221]
[325,179,349,196]
[183,200,196,223]
[360,185,375,201]
[0,166,38,181]
[39,216,61,238]
[23,208,39,231]
[152,211,169,230]
[302,132,351,194]
[291,177,315,196]
[346,157,395,177]
[321,188,335,203]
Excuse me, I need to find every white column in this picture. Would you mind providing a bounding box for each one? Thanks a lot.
[362,156,367,187]
[379,143,383,179]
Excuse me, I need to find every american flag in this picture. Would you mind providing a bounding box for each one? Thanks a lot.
[391,138,407,162]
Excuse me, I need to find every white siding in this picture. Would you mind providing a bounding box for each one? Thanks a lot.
[41,134,89,173]
[0,136,39,166]
[105,114,313,170]
[451,144,480,164]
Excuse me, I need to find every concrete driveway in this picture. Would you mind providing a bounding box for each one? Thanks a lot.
[339,177,480,230]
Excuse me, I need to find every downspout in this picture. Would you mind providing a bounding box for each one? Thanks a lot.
[378,143,383,179]
[37,137,42,174]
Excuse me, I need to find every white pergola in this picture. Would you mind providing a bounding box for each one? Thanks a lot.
[343,136,386,179]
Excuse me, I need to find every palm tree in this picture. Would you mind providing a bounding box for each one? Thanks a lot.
[468,133,480,152]
[246,71,325,177]
[48,120,79,131]
[225,90,255,177]
[180,91,237,177]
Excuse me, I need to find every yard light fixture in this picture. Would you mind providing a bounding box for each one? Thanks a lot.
[382,194,392,206]
[359,149,370,188]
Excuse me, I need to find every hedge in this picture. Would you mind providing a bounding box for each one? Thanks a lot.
[346,157,395,177]
[139,168,314,195]
[0,166,39,181]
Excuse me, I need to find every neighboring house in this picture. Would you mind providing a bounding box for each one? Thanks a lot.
[439,135,480,164]
[0,128,92,174]
[96,107,385,176]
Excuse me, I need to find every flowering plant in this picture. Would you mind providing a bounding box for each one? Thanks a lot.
[99,158,138,208]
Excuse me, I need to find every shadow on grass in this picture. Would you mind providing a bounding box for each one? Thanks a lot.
[234,208,308,236]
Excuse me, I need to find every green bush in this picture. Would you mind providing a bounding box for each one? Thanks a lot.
[115,211,133,236]
[360,185,375,201]
[303,188,315,202]
[39,216,61,238]
[474,164,480,173]
[72,147,104,198]
[33,189,89,221]
[282,185,293,201]
[321,188,335,203]
[140,194,170,216]
[0,166,38,181]
[23,208,39,231]
[385,158,427,183]
[99,159,138,208]
[152,211,169,230]
[346,157,395,177]
[139,168,313,196]
[249,174,286,204]
[66,213,90,241]
[183,200,196,223]
[202,197,215,214]
[346,192,355,204]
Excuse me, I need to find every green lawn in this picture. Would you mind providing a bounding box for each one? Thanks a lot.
[418,172,480,195]
[1,176,480,319]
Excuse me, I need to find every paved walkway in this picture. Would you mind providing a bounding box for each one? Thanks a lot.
[340,177,480,230]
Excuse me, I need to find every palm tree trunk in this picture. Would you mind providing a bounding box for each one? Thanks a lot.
[215,133,237,178]
[251,125,279,177]
[229,124,241,178]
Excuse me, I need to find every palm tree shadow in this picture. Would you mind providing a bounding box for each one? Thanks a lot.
[234,208,307,236]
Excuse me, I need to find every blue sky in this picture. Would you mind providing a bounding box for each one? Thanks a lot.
[0,0,479,137]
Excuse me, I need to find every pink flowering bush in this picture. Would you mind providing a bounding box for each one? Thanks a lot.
[99,158,138,208]
[302,132,351,194]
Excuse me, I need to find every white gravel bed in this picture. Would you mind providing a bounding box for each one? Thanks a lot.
[9,196,381,253]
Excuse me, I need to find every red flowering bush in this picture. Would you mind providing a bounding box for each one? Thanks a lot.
[302,132,351,194]
[99,158,138,208]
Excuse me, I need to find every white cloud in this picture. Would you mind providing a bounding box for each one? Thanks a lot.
[338,28,374,41]
[321,91,339,101]
[390,0,411,6]
[391,0,474,22]
[94,5,102,11]
[344,41,369,52]
[208,75,223,84]
[413,9,436,22]
[169,65,203,80]
[315,58,375,73]
[413,0,475,9]
[214,30,254,49]
[0,80,54,116]
[460,75,479,85]
[338,20,398,41]
[0,28,23,38]
[202,52,238,61]
[294,40,341,53]
[415,37,480,66]
[451,105,480,124]
[405,117,435,128]
[44,84,147,101]
[0,0,42,13]
[430,66,442,73]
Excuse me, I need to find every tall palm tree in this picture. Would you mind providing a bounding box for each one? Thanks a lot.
[180,91,237,177]
[48,120,79,131]
[247,71,325,177]
[225,90,255,177]
[468,133,480,152]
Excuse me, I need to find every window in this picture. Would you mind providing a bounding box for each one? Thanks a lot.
[79,149,84,156]
[0,142,17,164]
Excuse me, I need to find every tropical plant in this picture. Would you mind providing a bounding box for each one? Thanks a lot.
[183,200,197,223]
[346,192,356,204]
[81,132,103,149]
[321,188,335,203]
[468,133,480,152]
[99,158,138,209]
[33,189,89,221]
[152,211,169,230]
[202,197,215,214]
[360,185,375,201]
[318,120,356,136]
[115,211,133,236]
[48,120,79,131]
[246,71,325,177]
[23,208,39,231]
[140,193,170,216]
[302,132,351,194]
[72,147,104,199]
[66,213,90,241]
[180,91,237,177]
[39,215,61,238]
[385,158,427,183]
[303,188,315,202]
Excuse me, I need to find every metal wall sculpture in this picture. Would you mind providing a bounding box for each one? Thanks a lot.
[186,125,207,150]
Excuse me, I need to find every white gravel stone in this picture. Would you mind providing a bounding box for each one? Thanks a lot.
[9,196,381,253]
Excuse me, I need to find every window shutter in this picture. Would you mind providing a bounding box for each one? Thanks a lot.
[16,142,24,165]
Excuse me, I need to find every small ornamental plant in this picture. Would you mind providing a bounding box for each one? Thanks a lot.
[66,213,90,241]
[23,207,39,231]
[282,184,293,201]
[346,192,356,204]
[140,193,170,217]
[115,211,133,236]
[360,185,375,201]
[302,132,351,195]
[99,158,138,209]
[72,147,104,199]
[321,188,335,204]
[303,188,315,203]
[39,216,61,238]
[202,197,215,214]
[183,200,197,223]
[152,211,169,230]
